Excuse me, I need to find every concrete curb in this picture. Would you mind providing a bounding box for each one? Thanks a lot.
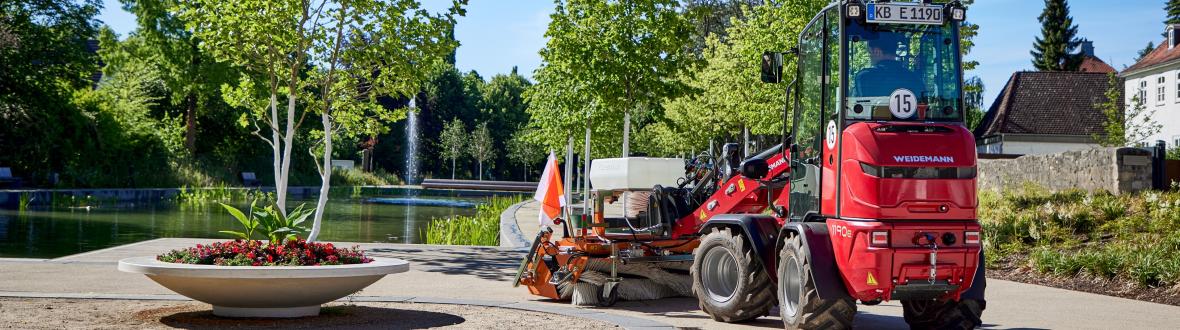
[499,200,531,248]
[0,291,675,330]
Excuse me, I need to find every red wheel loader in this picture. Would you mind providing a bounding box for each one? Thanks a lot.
[515,1,985,329]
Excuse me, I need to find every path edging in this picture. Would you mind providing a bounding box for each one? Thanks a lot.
[0,291,674,330]
[499,200,531,248]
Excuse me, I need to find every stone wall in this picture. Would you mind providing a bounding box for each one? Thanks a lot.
[978,147,1154,194]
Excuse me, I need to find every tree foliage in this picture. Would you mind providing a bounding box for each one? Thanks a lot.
[119,0,236,152]
[469,122,494,180]
[1031,0,1084,71]
[527,0,697,158]
[0,0,103,185]
[438,118,466,179]
[506,130,545,180]
[1136,41,1156,62]
[1167,0,1180,25]
[1096,73,1161,147]
[647,0,823,155]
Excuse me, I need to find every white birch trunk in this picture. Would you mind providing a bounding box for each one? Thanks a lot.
[277,93,298,215]
[269,93,282,208]
[308,111,333,242]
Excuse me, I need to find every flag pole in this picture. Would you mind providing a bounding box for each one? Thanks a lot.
[564,136,574,224]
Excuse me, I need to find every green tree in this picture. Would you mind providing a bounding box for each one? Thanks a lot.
[650,0,823,155]
[305,0,462,241]
[1136,41,1156,62]
[1031,0,1084,71]
[682,0,762,56]
[528,0,697,157]
[179,0,314,214]
[481,67,533,173]
[439,118,466,179]
[181,0,463,241]
[506,130,544,181]
[418,65,481,176]
[119,0,236,153]
[0,0,101,184]
[1167,0,1180,24]
[964,77,986,130]
[469,122,494,180]
[1096,73,1161,147]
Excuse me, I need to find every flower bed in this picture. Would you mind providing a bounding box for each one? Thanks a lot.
[157,239,372,266]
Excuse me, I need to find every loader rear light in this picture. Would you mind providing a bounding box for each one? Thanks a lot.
[964,231,980,245]
[860,162,882,177]
[870,231,890,247]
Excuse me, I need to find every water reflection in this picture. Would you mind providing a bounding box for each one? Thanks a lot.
[0,197,476,258]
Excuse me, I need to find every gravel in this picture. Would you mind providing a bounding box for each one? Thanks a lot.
[0,298,618,329]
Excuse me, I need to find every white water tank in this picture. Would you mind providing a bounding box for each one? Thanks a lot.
[588,157,685,191]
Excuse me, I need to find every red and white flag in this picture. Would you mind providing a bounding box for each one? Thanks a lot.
[534,151,566,226]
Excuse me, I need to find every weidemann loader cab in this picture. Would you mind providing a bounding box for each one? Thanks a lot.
[749,0,984,328]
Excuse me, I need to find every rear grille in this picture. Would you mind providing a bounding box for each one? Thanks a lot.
[860,163,976,179]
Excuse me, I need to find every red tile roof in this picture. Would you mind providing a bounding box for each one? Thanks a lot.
[1079,56,1116,73]
[1124,41,1180,75]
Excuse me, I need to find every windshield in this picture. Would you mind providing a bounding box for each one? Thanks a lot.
[844,20,962,122]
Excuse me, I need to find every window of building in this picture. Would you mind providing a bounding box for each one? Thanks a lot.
[1158,76,1166,104]
[1175,73,1180,102]
[1140,80,1148,102]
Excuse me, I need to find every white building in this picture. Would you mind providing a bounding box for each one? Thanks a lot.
[1120,25,1180,149]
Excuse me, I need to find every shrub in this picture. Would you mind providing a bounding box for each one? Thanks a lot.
[422,196,522,246]
[983,186,1180,289]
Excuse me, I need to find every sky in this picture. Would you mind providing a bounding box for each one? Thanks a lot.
[98,0,1166,109]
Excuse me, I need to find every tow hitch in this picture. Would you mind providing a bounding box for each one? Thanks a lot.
[891,233,959,300]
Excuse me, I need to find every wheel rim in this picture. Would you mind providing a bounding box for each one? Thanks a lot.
[781,255,802,317]
[701,246,740,303]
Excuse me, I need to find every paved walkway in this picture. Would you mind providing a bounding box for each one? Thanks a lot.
[4,238,1180,329]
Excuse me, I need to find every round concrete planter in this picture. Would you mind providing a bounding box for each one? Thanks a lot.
[118,256,408,318]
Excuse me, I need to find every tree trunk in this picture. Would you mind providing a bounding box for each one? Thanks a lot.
[277,92,298,215]
[622,111,631,157]
[268,92,283,209]
[308,111,332,242]
[478,161,483,180]
[185,92,197,151]
[451,157,456,179]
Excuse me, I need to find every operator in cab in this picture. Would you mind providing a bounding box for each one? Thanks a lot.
[853,35,922,97]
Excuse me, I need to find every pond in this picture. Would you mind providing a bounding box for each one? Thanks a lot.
[0,196,481,259]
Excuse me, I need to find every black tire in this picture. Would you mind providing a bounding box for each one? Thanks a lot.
[901,299,984,330]
[778,234,856,330]
[597,281,620,307]
[690,227,775,322]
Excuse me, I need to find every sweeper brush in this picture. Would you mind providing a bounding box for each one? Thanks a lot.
[559,258,692,305]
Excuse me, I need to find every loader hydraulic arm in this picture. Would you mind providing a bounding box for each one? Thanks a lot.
[669,145,790,238]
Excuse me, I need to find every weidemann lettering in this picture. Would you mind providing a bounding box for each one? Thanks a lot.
[893,155,955,163]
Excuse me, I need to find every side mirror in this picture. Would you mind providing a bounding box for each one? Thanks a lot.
[761,51,783,83]
[740,159,770,180]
